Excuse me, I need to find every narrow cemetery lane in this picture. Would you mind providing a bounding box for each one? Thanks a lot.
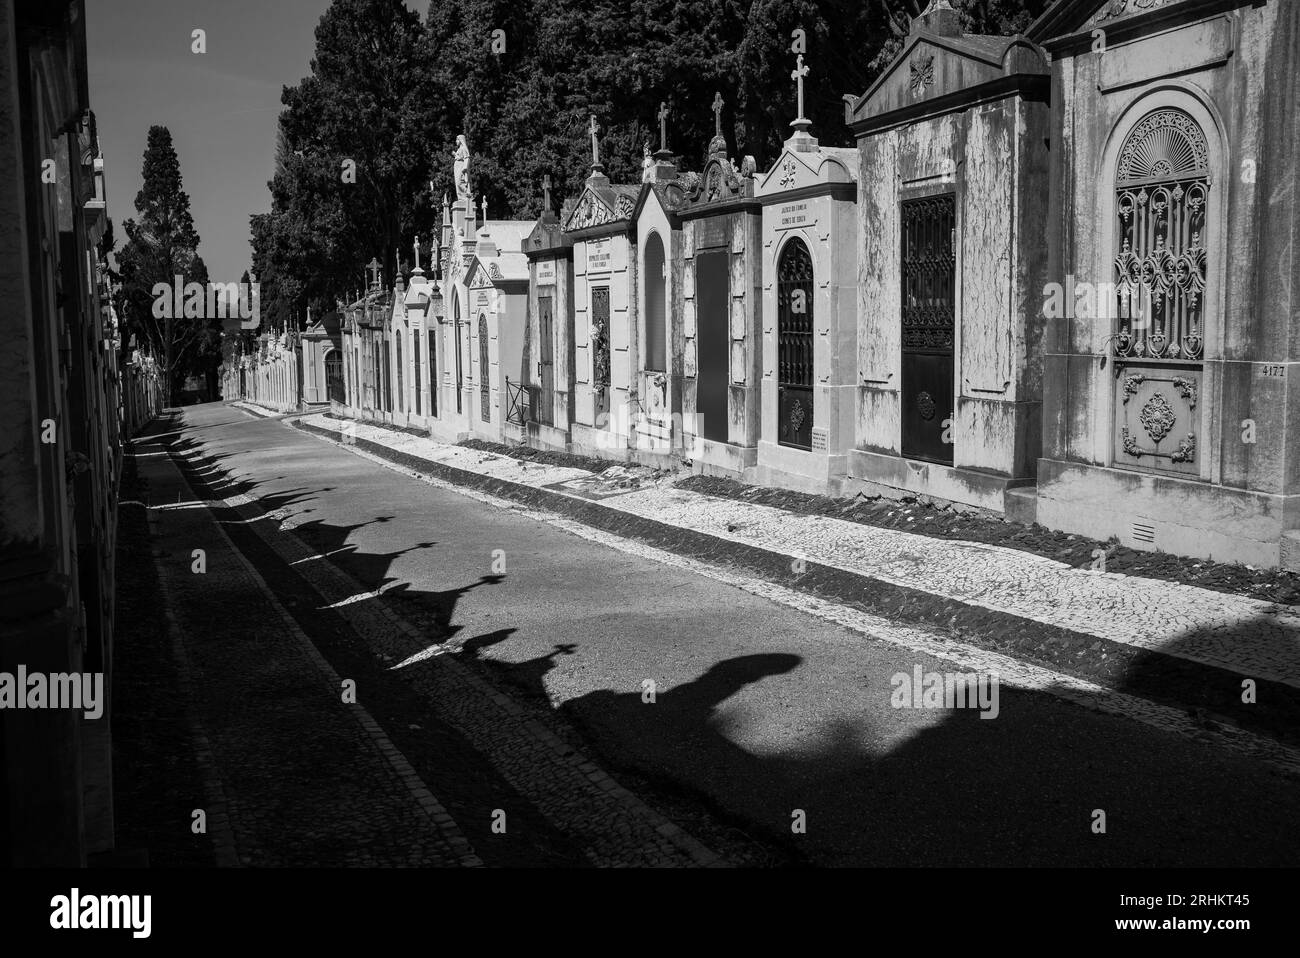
[135,402,1300,867]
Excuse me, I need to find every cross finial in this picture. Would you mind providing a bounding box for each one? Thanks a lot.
[413,235,421,271]
[589,114,601,167]
[480,194,487,225]
[657,101,669,153]
[712,92,724,138]
[542,173,553,213]
[791,53,810,123]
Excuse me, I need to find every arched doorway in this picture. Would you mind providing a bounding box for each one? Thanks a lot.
[1110,107,1210,476]
[777,238,814,450]
[644,232,666,372]
[325,349,344,403]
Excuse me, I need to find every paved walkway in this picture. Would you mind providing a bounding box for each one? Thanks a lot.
[150,410,725,867]
[295,412,1300,690]
[130,423,478,866]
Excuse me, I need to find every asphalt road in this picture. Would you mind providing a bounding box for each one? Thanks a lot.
[160,403,1300,867]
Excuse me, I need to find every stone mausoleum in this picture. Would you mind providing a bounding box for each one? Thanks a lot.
[847,1,1051,515]
[1030,0,1300,568]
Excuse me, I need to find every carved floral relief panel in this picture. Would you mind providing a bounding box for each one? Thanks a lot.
[1112,366,1200,477]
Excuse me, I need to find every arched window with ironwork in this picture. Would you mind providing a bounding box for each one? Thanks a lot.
[479,313,491,422]
[777,238,814,450]
[1111,107,1210,474]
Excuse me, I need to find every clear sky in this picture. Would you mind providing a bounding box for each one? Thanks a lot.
[87,0,432,287]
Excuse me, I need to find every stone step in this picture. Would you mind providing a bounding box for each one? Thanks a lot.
[1004,484,1038,525]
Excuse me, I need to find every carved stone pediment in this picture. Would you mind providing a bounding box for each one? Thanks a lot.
[1029,0,1190,43]
[1091,0,1185,27]
[687,157,742,205]
[563,189,619,231]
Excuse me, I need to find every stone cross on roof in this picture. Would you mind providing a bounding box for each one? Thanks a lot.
[480,194,487,225]
[657,101,669,152]
[712,92,724,137]
[589,114,600,168]
[791,54,810,124]
[542,173,552,213]
[413,234,421,271]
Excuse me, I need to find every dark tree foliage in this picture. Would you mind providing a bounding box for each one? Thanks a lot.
[114,125,212,403]
[253,0,1051,307]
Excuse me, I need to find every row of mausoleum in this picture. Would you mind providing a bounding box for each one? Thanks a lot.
[250,0,1299,571]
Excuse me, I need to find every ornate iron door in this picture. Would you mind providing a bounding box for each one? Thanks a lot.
[591,286,611,420]
[538,295,554,426]
[777,239,814,450]
[1110,108,1208,477]
[479,314,491,422]
[900,194,955,464]
[325,351,344,403]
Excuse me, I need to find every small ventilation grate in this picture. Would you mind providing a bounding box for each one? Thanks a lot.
[1131,520,1156,544]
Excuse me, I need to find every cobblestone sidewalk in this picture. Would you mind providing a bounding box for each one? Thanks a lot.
[292,412,1300,692]
[131,429,479,867]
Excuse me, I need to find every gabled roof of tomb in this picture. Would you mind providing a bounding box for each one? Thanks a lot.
[525,210,571,255]
[755,142,857,199]
[1028,0,1206,47]
[848,30,1047,130]
[303,310,342,337]
[562,181,641,233]
[632,178,693,224]
[466,251,528,288]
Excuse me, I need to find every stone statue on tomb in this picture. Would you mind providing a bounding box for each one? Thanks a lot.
[453,135,470,203]
[642,142,654,183]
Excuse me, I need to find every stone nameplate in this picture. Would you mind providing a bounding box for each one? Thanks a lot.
[587,238,611,273]
[810,427,828,452]
[537,260,556,284]
[697,216,730,250]
[477,291,489,307]
[777,201,813,230]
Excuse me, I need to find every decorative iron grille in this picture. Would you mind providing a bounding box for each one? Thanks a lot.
[901,195,956,352]
[505,377,532,427]
[777,238,814,450]
[1112,109,1209,362]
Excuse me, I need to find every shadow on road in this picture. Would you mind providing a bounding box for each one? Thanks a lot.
[148,405,1300,868]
